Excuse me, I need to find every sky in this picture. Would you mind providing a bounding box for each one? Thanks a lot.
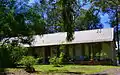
[100,14,110,28]
[82,3,111,28]
[30,0,111,28]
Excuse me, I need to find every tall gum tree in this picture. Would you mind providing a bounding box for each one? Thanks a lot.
[90,0,120,64]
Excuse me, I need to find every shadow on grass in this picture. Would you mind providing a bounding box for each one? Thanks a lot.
[61,72,84,74]
[47,69,84,75]
[0,68,15,75]
[0,66,24,75]
[88,74,108,75]
[47,69,109,75]
[62,72,108,75]
[0,72,15,75]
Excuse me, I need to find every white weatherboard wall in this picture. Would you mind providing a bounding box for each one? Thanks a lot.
[75,45,82,60]
[69,45,74,58]
[84,44,89,57]
[50,46,57,57]
[39,47,44,57]
[101,42,111,59]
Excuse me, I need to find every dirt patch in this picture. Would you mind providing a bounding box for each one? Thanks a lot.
[95,68,120,75]
[0,70,83,75]
[1,68,120,75]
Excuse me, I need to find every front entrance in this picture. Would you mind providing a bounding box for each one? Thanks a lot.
[44,47,51,64]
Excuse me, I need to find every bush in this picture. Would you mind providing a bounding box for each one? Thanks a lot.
[49,56,58,67]
[0,68,5,72]
[37,57,43,64]
[49,52,65,67]
[59,52,65,65]
[10,46,28,65]
[0,44,28,68]
[18,56,39,72]
[49,45,66,67]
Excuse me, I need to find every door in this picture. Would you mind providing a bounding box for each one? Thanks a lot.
[44,47,50,64]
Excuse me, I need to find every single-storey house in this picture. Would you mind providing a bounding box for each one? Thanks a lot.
[24,28,117,65]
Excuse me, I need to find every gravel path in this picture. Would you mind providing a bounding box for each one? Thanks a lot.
[95,68,120,75]
[1,68,120,75]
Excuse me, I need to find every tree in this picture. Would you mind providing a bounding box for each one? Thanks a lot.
[90,0,120,64]
[75,9,103,30]
[0,44,28,68]
[45,0,102,40]
[59,0,103,40]
[38,0,80,41]
[0,0,46,44]
[0,0,46,67]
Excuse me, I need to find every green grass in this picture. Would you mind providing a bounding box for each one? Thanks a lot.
[34,65,120,74]
[3,65,120,75]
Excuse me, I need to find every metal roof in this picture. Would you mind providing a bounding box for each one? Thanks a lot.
[24,28,114,47]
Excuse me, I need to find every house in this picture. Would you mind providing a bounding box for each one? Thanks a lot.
[115,41,120,50]
[25,28,117,65]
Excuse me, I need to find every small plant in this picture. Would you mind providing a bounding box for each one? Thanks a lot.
[18,56,39,73]
[49,51,65,67]
[49,56,59,67]
[59,52,65,65]
[49,45,65,67]
[37,57,43,64]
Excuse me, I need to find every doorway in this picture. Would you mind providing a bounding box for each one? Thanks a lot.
[44,47,51,64]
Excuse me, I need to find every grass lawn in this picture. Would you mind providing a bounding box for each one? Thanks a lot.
[4,65,120,75]
[34,65,120,74]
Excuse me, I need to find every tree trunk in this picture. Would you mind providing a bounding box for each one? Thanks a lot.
[116,8,120,64]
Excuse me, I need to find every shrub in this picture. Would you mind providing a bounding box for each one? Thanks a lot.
[0,68,5,72]
[37,57,43,64]
[59,52,65,65]
[49,56,58,67]
[0,44,28,68]
[10,46,28,65]
[49,52,65,67]
[18,56,39,72]
[49,45,65,67]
